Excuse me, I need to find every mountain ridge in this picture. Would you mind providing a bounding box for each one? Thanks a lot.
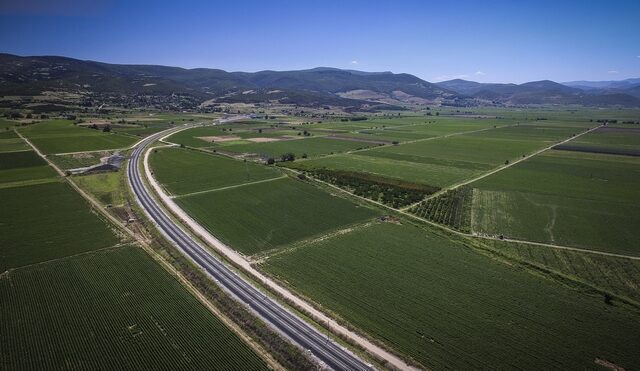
[1,53,639,108]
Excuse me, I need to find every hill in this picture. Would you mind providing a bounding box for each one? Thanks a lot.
[0,53,462,109]
[2,53,638,109]
[437,78,640,107]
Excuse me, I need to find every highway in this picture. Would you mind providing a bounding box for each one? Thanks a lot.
[127,121,374,371]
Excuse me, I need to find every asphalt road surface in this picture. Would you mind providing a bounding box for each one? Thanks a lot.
[127,123,374,371]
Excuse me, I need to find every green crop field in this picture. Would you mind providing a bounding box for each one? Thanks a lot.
[220,136,373,158]
[0,245,268,370]
[150,148,282,195]
[176,177,380,254]
[470,150,640,255]
[165,126,229,147]
[0,135,29,153]
[18,120,137,154]
[0,150,58,187]
[0,130,19,139]
[284,121,592,191]
[285,152,480,187]
[555,126,640,155]
[0,181,120,271]
[73,171,127,207]
[262,221,640,370]
[0,150,48,170]
[479,238,640,305]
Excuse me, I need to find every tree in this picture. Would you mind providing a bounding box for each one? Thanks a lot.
[102,125,111,132]
[267,157,275,165]
[281,152,295,162]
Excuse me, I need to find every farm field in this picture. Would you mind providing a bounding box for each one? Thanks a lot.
[285,153,478,187]
[0,150,58,187]
[165,125,229,147]
[0,131,29,152]
[286,121,595,192]
[470,150,640,255]
[0,181,121,271]
[479,238,640,305]
[312,116,506,142]
[262,221,640,370]
[219,136,374,158]
[0,245,268,370]
[18,119,137,154]
[555,126,640,156]
[176,177,380,254]
[165,120,284,148]
[150,148,282,195]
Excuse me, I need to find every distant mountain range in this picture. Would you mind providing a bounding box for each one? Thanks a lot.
[435,78,640,106]
[1,53,639,108]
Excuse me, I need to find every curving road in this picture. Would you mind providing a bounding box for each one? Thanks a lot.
[127,122,373,371]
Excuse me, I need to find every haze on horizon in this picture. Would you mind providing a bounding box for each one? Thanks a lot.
[0,0,638,84]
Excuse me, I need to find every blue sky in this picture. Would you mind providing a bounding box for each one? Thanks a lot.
[1,0,638,83]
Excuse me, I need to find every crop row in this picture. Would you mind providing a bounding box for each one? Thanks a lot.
[410,186,472,231]
[1,246,267,370]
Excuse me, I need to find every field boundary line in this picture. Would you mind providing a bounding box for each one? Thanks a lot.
[399,124,603,211]
[0,177,59,190]
[0,148,33,154]
[252,220,377,264]
[441,124,603,192]
[4,243,130,273]
[172,175,288,199]
[344,122,520,155]
[141,141,420,371]
[471,234,640,260]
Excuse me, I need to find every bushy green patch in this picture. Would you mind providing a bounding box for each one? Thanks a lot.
[285,153,479,188]
[411,186,472,231]
[308,169,439,208]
